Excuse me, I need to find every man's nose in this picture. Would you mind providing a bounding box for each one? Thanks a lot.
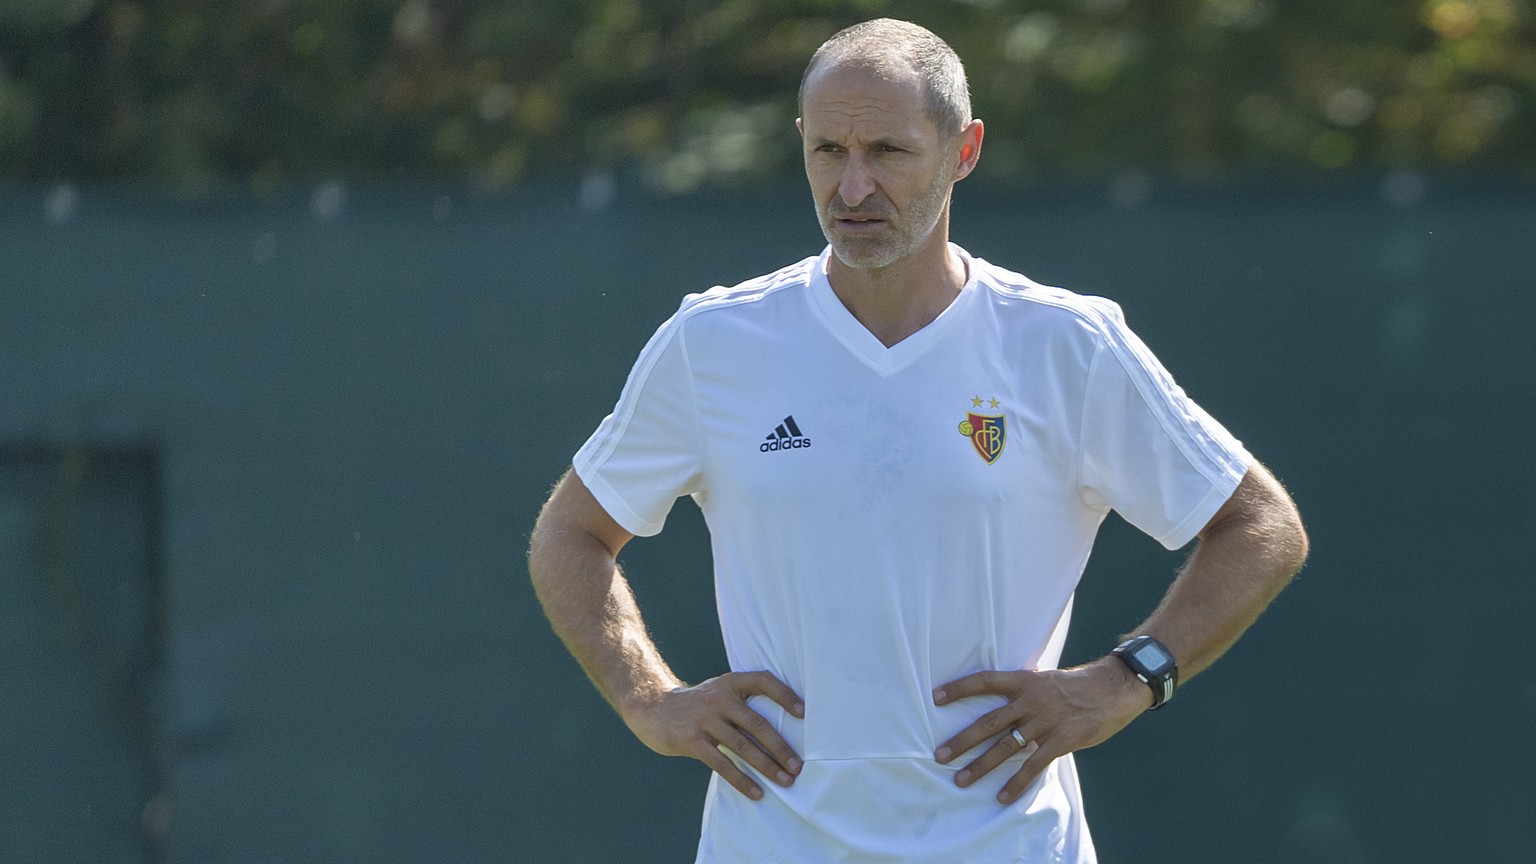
[837,154,876,207]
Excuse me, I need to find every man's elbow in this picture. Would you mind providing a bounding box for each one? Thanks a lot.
[527,468,633,592]
[1254,467,1309,579]
[1214,463,1309,581]
[1275,494,1310,578]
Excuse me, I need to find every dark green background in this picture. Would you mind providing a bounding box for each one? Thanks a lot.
[2,176,1531,862]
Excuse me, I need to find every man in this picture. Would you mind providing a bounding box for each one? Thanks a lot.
[529,18,1307,863]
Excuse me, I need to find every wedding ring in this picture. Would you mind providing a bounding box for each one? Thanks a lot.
[1010,728,1029,750]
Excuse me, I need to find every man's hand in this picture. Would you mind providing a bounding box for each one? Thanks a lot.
[622,671,806,801]
[932,658,1150,804]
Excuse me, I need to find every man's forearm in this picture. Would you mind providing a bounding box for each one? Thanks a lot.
[1128,463,1309,681]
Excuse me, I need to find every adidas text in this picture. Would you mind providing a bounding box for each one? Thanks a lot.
[760,438,812,452]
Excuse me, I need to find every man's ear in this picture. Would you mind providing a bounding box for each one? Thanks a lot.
[796,117,804,138]
[953,119,985,181]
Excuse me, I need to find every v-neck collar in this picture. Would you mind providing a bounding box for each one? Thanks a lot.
[808,244,979,374]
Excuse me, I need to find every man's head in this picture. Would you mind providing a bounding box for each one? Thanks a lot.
[797,20,982,271]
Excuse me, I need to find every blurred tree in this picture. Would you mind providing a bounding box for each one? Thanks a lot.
[0,0,97,33]
[0,0,1531,191]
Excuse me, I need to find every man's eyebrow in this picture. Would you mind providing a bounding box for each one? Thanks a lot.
[806,134,919,149]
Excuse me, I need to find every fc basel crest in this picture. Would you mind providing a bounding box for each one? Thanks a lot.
[959,399,1006,465]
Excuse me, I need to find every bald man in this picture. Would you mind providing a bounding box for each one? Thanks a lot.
[530,18,1307,863]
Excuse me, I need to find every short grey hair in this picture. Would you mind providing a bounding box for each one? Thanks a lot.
[799,19,972,138]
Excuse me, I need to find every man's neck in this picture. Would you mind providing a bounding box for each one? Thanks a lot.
[826,230,967,348]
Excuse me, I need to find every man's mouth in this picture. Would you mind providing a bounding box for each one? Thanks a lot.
[835,216,888,230]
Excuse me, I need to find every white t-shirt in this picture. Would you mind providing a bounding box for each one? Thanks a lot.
[574,245,1251,863]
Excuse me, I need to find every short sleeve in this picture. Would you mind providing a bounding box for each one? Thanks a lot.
[1078,304,1251,550]
[573,307,704,537]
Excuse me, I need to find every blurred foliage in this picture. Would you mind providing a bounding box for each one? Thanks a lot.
[0,0,1533,191]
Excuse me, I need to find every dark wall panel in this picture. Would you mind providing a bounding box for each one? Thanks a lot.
[1,178,1529,862]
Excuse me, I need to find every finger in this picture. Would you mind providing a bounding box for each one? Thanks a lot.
[932,669,1003,705]
[701,742,765,801]
[722,703,802,781]
[936,703,1021,764]
[712,715,798,787]
[952,727,1033,788]
[727,671,805,776]
[996,743,1057,805]
[732,671,806,718]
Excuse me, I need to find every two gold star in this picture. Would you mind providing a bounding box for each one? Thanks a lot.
[970,395,1001,410]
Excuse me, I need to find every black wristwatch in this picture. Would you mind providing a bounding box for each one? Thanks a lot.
[1112,635,1179,710]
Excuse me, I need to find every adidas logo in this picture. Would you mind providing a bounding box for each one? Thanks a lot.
[760,415,812,452]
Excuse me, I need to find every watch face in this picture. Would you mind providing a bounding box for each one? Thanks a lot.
[1134,640,1174,673]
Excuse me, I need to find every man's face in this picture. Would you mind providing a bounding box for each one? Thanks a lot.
[799,62,957,271]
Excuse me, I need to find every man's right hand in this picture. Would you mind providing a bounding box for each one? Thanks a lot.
[621,671,805,801]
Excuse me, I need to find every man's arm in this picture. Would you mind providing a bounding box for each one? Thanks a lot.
[528,469,804,800]
[933,461,1309,804]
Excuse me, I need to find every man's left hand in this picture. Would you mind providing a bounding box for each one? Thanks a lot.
[932,658,1152,804]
